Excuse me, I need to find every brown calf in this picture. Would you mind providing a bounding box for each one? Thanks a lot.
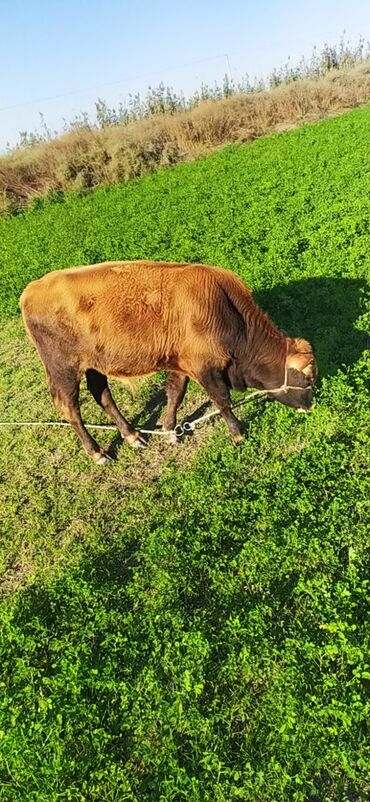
[20,261,317,463]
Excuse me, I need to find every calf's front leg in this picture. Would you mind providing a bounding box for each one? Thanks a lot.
[196,366,243,444]
[162,373,189,442]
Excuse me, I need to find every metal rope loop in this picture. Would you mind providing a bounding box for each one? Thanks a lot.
[182,421,194,433]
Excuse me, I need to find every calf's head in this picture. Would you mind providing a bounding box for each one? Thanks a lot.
[269,338,317,412]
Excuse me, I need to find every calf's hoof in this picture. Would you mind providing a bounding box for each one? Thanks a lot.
[165,430,179,445]
[92,451,112,465]
[232,433,244,446]
[126,433,147,449]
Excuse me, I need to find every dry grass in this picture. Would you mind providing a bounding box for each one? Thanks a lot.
[1,61,370,214]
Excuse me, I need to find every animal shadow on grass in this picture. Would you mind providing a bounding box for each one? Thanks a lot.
[106,384,215,457]
[255,276,369,381]
[107,385,218,459]
[107,386,168,459]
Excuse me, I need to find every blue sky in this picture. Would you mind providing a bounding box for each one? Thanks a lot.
[1,0,369,151]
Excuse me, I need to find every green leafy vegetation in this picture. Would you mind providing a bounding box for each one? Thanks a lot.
[2,43,370,216]
[0,106,369,801]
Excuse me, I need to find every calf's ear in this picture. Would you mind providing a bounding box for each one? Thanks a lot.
[287,338,315,377]
[287,352,307,372]
[287,353,316,381]
[302,362,315,378]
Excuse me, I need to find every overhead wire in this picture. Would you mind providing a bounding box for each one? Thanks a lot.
[0,53,231,112]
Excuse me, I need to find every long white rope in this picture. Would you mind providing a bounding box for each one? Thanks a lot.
[0,389,266,437]
[0,387,309,438]
[0,353,311,438]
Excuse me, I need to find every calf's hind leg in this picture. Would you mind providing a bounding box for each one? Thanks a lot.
[22,315,108,464]
[48,368,109,464]
[86,369,145,448]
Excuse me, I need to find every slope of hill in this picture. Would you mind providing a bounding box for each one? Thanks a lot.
[0,106,369,802]
[1,60,370,215]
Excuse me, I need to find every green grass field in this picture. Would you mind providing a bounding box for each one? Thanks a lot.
[0,106,369,802]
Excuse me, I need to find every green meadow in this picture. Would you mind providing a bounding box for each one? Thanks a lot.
[0,105,369,801]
